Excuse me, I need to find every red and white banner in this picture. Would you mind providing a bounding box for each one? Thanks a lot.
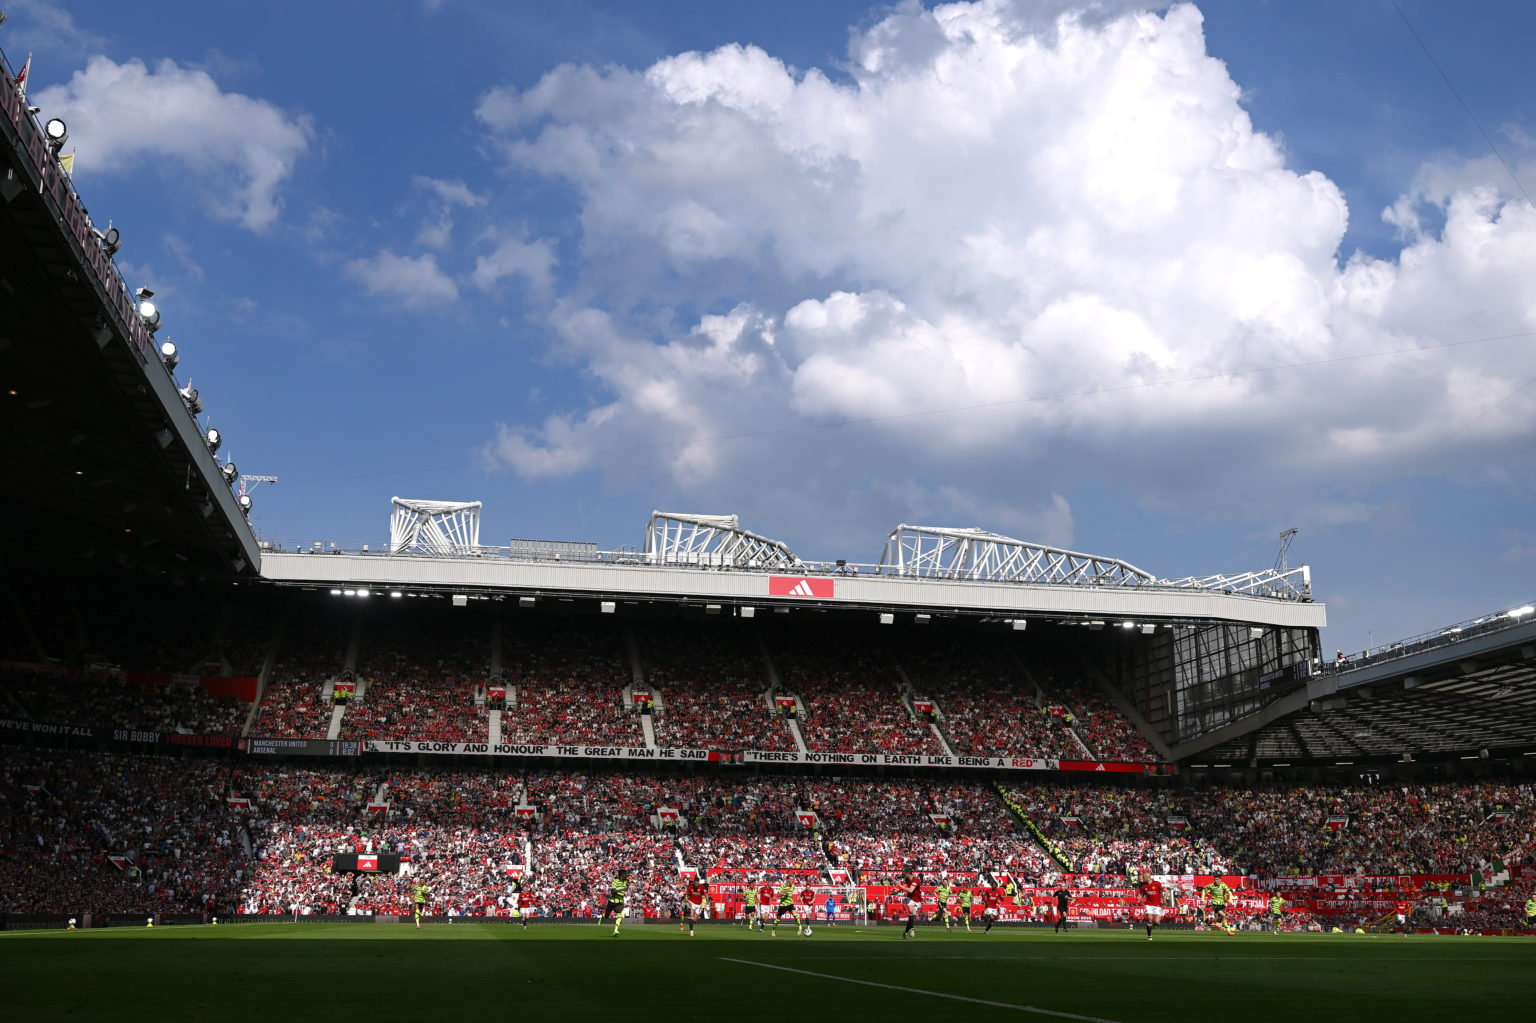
[658,806,679,821]
[367,802,389,814]
[796,811,819,827]
[769,576,835,599]
[357,855,379,872]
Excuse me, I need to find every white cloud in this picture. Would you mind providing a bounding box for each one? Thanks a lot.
[473,236,557,293]
[33,56,312,230]
[474,0,1536,545]
[344,250,458,307]
[413,176,487,208]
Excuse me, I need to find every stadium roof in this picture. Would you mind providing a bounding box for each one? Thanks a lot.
[0,75,258,579]
[1175,602,1536,764]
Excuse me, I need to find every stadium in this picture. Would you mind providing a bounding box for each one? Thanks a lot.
[2,15,1535,1023]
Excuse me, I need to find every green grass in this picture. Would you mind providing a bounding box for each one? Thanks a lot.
[3,922,1533,1022]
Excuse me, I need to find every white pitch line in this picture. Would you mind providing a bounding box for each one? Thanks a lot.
[719,957,1122,1023]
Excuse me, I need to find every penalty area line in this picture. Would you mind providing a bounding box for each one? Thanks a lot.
[719,957,1121,1023]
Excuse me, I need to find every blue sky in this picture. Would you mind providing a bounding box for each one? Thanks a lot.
[7,0,1536,654]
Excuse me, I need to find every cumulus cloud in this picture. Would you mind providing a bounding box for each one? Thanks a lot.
[345,251,459,307]
[473,236,557,293]
[33,56,312,230]
[474,0,1536,550]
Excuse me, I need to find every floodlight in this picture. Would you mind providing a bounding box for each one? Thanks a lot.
[600,600,616,614]
[1011,619,1026,631]
[1249,627,1265,639]
[44,117,67,151]
[1510,605,1535,619]
[205,427,222,453]
[878,613,894,625]
[159,339,178,371]
[518,596,536,608]
[136,288,161,333]
[344,589,357,597]
[330,589,341,596]
[914,614,931,625]
[1120,621,1137,629]
[706,604,721,615]
[390,591,402,599]
[236,493,252,515]
[452,594,468,607]
[220,461,238,484]
[739,606,755,619]
[94,223,121,256]
[1140,624,1156,635]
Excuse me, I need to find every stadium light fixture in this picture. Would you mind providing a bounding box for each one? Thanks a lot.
[44,117,68,152]
[220,461,238,484]
[1249,627,1265,639]
[136,288,162,333]
[1088,621,1105,631]
[518,596,536,608]
[357,588,370,598]
[159,339,179,371]
[739,606,755,619]
[1140,624,1156,635]
[236,493,252,515]
[205,427,222,453]
[1011,619,1026,631]
[878,613,894,625]
[915,614,931,625]
[600,600,616,614]
[93,222,121,257]
[705,604,721,615]
[344,589,356,597]
[1119,621,1136,630]
[390,591,402,599]
[1509,605,1535,618]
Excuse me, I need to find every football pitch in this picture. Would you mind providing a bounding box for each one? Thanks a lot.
[3,923,1532,1022]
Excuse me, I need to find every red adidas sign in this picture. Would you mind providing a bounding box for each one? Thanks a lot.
[769,576,835,598]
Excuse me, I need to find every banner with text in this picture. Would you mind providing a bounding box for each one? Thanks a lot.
[359,740,1162,773]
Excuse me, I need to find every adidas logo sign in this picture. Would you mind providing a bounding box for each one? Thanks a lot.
[788,580,816,597]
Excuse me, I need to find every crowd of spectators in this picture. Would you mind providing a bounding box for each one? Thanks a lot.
[1001,780,1536,880]
[773,637,939,755]
[0,666,248,736]
[499,621,641,747]
[250,670,333,739]
[896,637,1079,759]
[640,625,794,751]
[809,777,1051,881]
[1042,677,1161,762]
[4,740,1534,928]
[0,747,245,915]
[339,610,492,743]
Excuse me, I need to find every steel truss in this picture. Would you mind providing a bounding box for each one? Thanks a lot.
[644,512,799,569]
[879,525,1154,586]
[878,524,1311,598]
[389,497,482,556]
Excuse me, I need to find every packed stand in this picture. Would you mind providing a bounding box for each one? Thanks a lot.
[249,607,350,738]
[1043,676,1161,762]
[809,777,1049,882]
[639,624,794,751]
[897,637,1079,759]
[773,635,940,755]
[519,769,680,916]
[499,620,641,747]
[0,747,245,915]
[340,608,492,744]
[0,666,248,736]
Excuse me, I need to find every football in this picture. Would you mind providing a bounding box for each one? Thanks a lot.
[802,927,813,936]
